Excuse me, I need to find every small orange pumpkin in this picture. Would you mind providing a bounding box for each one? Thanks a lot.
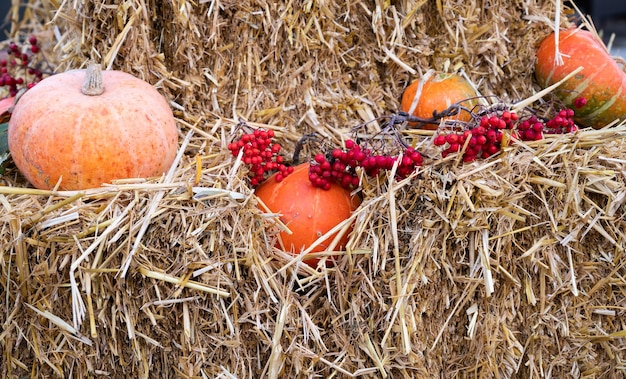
[401,72,478,130]
[8,63,178,190]
[535,28,626,129]
[255,163,361,268]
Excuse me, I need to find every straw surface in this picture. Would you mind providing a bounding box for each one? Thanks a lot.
[3,1,626,378]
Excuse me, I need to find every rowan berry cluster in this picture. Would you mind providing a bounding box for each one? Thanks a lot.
[433,110,516,161]
[432,102,582,163]
[308,139,424,189]
[543,108,578,134]
[227,128,293,186]
[1,36,46,97]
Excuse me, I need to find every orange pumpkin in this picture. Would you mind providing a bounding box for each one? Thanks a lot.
[8,63,178,190]
[400,72,478,130]
[535,28,626,129]
[255,163,361,268]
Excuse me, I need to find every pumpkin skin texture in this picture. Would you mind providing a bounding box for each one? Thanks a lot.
[401,73,478,130]
[535,28,626,129]
[255,163,361,268]
[8,65,178,190]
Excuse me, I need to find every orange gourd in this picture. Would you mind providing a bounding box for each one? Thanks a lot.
[8,63,178,190]
[255,163,361,268]
[400,72,478,130]
[535,28,626,129]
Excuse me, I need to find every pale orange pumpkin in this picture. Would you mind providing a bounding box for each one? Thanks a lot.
[255,163,361,268]
[8,63,178,190]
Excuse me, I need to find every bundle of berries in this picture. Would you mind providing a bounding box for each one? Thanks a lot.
[227,128,293,186]
[1,36,46,97]
[432,102,582,163]
[308,139,424,190]
[433,110,517,162]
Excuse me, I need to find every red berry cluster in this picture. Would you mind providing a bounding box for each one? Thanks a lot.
[308,139,424,189]
[544,108,578,134]
[516,108,578,140]
[1,36,45,96]
[433,103,582,163]
[433,111,516,162]
[227,128,293,186]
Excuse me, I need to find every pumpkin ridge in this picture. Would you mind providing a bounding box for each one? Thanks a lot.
[119,110,134,179]
[72,113,86,188]
[311,185,322,250]
[21,113,53,186]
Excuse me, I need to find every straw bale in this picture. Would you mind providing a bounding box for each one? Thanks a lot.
[4,1,626,378]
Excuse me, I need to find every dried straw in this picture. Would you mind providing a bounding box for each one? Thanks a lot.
[4,1,626,378]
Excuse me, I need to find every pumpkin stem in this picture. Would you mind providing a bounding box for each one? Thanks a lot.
[81,62,104,96]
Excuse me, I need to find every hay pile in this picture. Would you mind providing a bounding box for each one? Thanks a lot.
[3,0,626,378]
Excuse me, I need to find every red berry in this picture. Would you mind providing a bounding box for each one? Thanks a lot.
[433,135,447,146]
[473,126,486,136]
[446,133,459,144]
[485,144,499,155]
[448,143,460,152]
[574,97,587,109]
[351,176,360,187]
[462,154,476,163]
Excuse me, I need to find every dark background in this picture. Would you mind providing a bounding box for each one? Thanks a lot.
[0,2,13,38]
[577,1,626,34]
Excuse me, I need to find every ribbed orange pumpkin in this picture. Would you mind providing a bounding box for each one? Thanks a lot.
[401,73,478,130]
[535,28,626,129]
[8,63,178,190]
[255,163,361,268]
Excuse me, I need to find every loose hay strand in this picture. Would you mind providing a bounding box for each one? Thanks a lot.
[138,267,230,298]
